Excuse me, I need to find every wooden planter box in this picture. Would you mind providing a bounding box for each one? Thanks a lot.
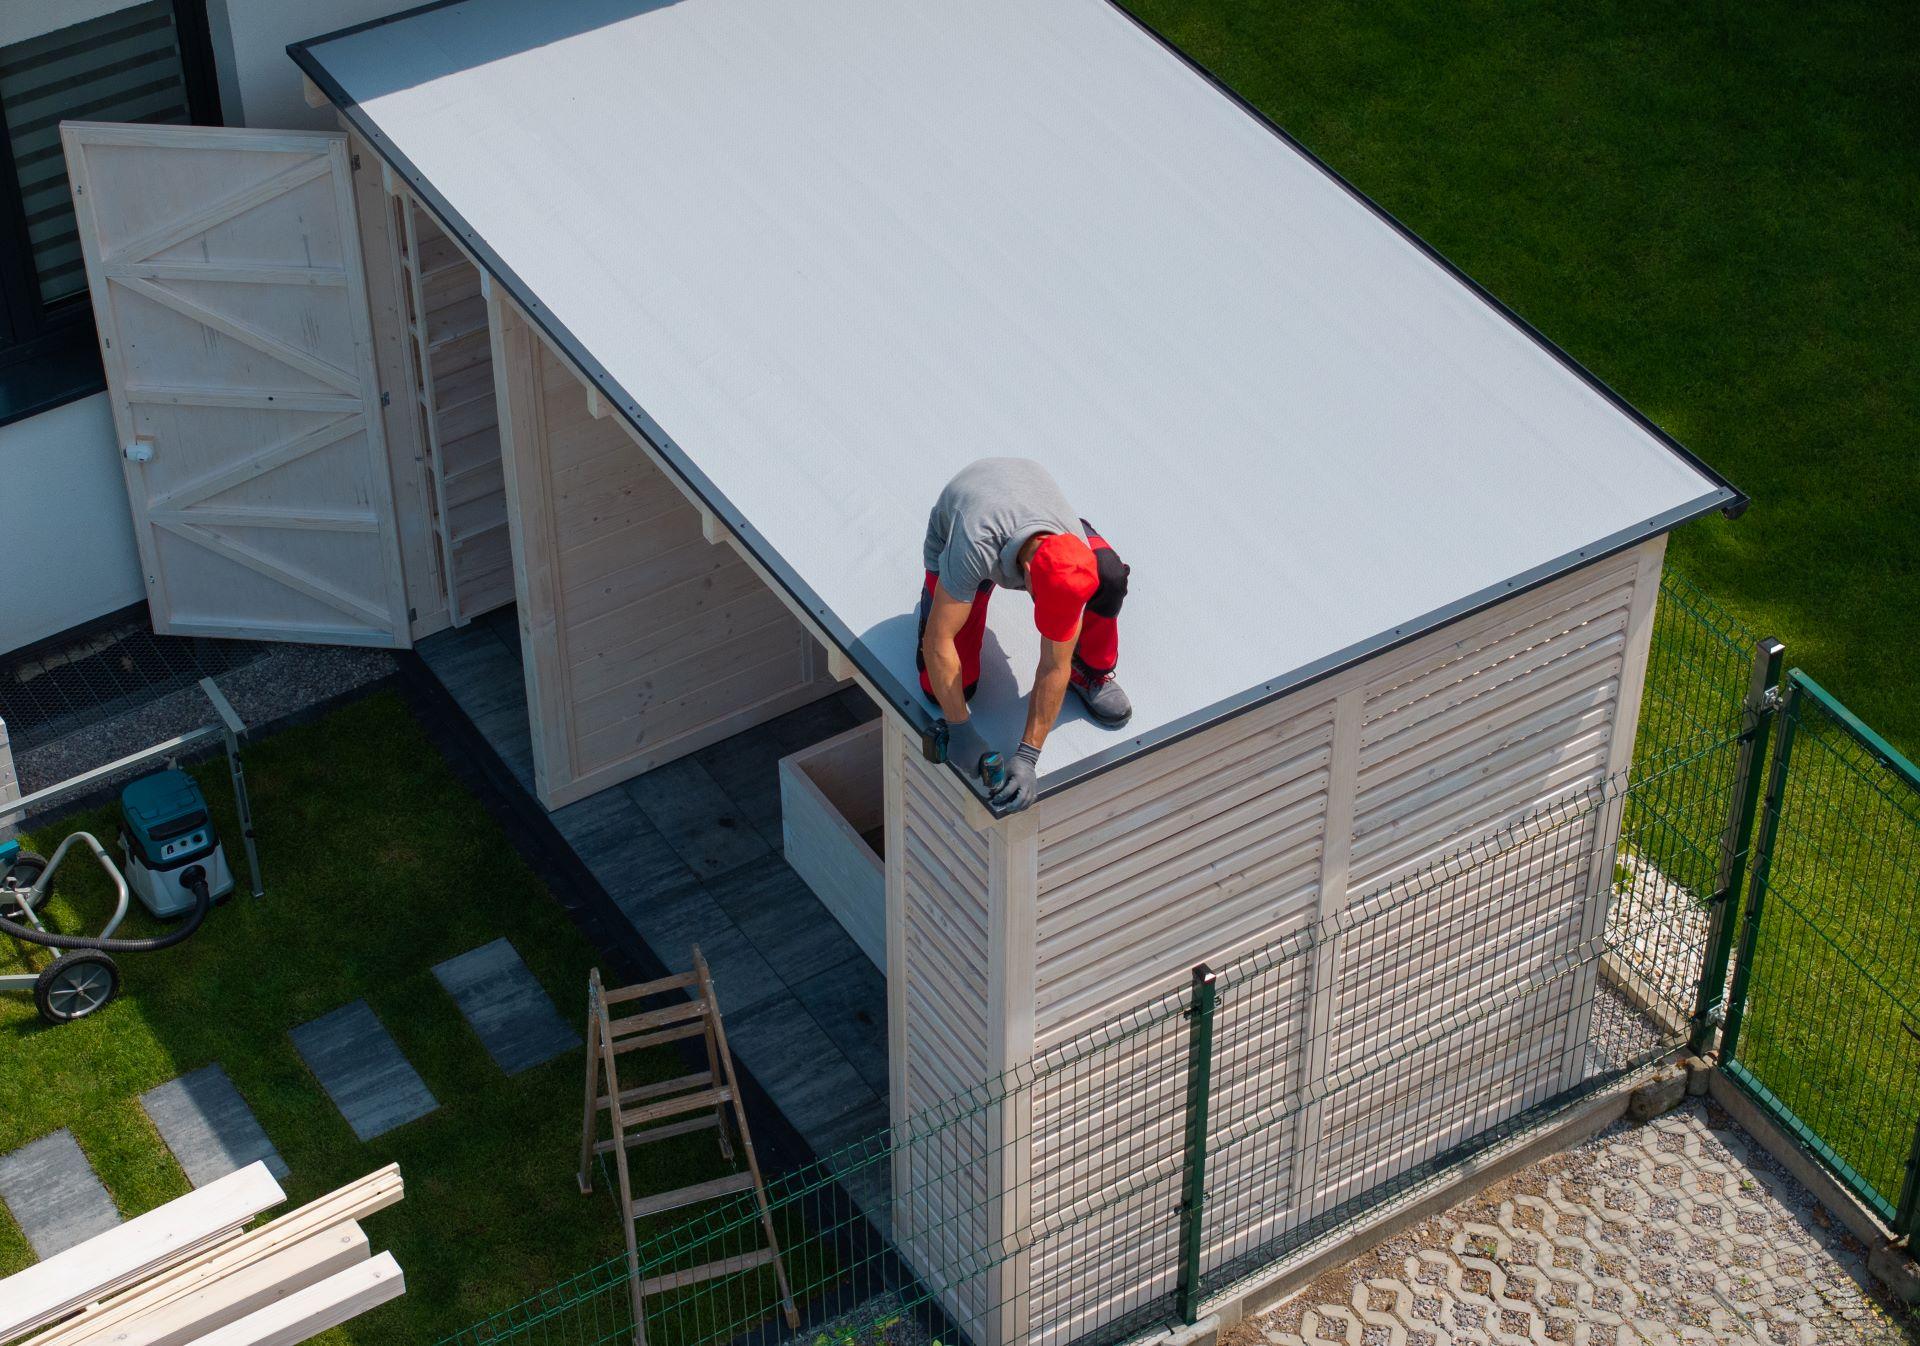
[779,721,885,973]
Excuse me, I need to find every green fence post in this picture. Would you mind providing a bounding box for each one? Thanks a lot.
[1895,1118,1920,1238]
[1720,675,1801,1064]
[1175,964,1217,1324]
[1690,637,1786,1055]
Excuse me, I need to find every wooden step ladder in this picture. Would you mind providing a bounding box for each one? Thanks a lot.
[578,949,799,1344]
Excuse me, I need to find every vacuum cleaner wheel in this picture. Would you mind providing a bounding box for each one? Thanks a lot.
[35,951,120,1024]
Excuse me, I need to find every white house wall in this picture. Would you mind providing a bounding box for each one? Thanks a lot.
[0,393,143,652]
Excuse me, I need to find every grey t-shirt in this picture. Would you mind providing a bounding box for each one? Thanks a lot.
[922,458,1085,600]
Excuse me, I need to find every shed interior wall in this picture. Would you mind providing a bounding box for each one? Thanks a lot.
[485,292,837,809]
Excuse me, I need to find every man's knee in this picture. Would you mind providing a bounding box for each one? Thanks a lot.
[1087,545,1128,619]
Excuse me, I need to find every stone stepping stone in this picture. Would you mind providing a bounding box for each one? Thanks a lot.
[290,1001,438,1142]
[0,1129,119,1258]
[432,938,579,1076]
[141,1064,289,1187]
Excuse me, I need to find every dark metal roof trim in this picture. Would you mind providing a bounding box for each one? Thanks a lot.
[291,2,1740,811]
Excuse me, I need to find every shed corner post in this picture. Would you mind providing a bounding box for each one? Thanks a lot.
[985,807,1039,1346]
[881,715,912,1216]
[485,287,572,808]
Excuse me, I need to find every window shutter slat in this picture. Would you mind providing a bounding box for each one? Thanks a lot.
[0,1,191,306]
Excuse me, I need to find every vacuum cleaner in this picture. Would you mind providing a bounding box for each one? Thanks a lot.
[118,768,235,917]
[0,768,227,1024]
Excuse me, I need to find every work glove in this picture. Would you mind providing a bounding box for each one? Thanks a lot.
[940,717,994,778]
[992,743,1042,814]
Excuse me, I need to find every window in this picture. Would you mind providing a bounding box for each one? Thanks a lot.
[0,1,220,426]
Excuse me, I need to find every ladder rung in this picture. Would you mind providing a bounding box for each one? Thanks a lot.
[628,1170,754,1220]
[639,1248,774,1296]
[602,972,700,1005]
[620,1085,729,1129]
[611,1022,706,1055]
[610,1000,707,1038]
[597,1071,713,1113]
[593,1113,720,1154]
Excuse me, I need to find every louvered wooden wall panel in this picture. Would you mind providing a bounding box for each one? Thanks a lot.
[1033,696,1336,1046]
[1029,1028,1189,1346]
[1346,553,1641,896]
[894,751,993,1327]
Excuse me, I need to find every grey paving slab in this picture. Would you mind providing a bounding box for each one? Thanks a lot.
[141,1064,289,1187]
[812,1092,892,1229]
[708,861,867,988]
[433,938,580,1075]
[610,878,782,1019]
[767,694,860,754]
[0,1129,119,1257]
[625,757,771,880]
[835,685,883,725]
[791,956,889,1095]
[290,1001,438,1142]
[418,627,526,720]
[692,725,792,849]
[471,702,536,791]
[554,788,699,900]
[727,990,878,1144]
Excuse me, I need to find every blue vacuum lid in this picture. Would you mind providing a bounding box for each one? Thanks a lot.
[121,769,210,848]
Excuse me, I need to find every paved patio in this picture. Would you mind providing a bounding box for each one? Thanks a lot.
[417,606,891,1195]
[1233,1100,1908,1346]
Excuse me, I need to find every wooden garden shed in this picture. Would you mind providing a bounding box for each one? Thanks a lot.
[61,0,1738,1339]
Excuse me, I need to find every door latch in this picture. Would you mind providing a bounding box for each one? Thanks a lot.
[122,438,155,464]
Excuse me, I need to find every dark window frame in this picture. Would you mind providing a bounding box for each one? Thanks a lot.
[0,0,221,428]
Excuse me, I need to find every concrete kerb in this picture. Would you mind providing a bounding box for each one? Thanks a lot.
[1139,1055,1920,1346]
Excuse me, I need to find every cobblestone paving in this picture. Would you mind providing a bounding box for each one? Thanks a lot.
[1235,1100,1909,1346]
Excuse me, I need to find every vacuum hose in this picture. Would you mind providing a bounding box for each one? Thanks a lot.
[0,867,210,953]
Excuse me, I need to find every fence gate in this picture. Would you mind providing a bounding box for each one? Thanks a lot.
[1720,670,1920,1231]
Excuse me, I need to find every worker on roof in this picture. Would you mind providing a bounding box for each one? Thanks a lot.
[918,458,1131,814]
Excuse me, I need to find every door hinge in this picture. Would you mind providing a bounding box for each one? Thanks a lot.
[380,389,391,407]
[409,607,418,622]
[351,152,361,171]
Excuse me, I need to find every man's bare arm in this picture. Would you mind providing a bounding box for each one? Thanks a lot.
[1021,631,1079,750]
[921,585,977,727]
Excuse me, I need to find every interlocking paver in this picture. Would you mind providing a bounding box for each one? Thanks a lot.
[1238,1101,1905,1346]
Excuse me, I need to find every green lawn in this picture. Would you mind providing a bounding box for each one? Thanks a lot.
[1124,0,1920,1220]
[1124,0,1918,758]
[0,692,737,1343]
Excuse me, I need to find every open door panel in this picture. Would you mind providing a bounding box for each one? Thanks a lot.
[62,121,411,647]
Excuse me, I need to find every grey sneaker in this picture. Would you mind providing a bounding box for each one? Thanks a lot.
[1070,662,1132,726]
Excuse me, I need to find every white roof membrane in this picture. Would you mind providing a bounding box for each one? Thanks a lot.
[298,0,1734,792]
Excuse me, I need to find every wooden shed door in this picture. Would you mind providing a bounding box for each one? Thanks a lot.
[63,122,410,647]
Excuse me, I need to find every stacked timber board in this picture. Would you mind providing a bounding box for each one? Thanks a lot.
[0,1163,404,1346]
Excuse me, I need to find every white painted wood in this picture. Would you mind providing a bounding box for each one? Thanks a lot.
[985,812,1038,1346]
[883,716,912,1210]
[179,1252,403,1346]
[395,194,510,625]
[0,718,16,807]
[87,1223,371,1346]
[891,745,994,1329]
[0,1162,284,1344]
[62,122,410,647]
[779,721,886,972]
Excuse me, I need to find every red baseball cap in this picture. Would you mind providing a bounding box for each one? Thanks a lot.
[1028,533,1099,642]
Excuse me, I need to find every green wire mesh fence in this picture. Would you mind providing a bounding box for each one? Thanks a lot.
[1720,671,1920,1230]
[440,718,1751,1346]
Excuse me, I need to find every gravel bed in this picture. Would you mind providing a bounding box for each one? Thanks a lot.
[9,643,394,801]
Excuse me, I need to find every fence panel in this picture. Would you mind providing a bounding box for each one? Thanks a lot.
[1721,671,1920,1228]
